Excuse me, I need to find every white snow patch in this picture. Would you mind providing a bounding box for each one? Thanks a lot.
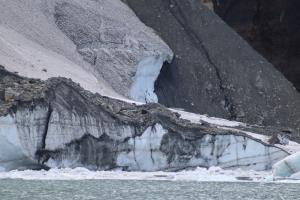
[274,140,300,155]
[172,109,245,127]
[0,25,119,98]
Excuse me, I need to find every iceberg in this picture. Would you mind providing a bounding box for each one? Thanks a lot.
[273,151,300,177]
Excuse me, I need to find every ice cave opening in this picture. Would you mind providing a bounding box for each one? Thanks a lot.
[130,55,171,103]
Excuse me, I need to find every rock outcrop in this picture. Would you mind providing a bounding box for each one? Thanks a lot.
[0,66,290,171]
[125,0,300,131]
[212,0,300,93]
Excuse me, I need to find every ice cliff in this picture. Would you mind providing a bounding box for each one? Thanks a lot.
[0,67,291,172]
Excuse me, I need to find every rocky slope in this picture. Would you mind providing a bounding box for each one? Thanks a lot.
[212,0,300,93]
[125,0,300,131]
[0,67,291,171]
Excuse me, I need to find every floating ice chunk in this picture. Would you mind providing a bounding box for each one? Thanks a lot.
[130,55,168,103]
[291,172,300,180]
[273,151,300,177]
[0,167,275,182]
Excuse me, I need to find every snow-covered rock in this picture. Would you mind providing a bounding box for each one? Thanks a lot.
[273,152,300,177]
[0,0,173,101]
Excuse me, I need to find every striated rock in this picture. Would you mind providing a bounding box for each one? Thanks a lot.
[212,0,300,93]
[0,67,290,171]
[125,0,300,130]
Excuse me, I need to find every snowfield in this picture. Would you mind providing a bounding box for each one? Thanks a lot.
[0,26,118,97]
[0,0,172,101]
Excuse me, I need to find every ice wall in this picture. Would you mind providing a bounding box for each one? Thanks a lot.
[0,106,289,172]
[118,125,288,171]
[130,55,168,103]
[0,107,48,171]
[0,71,292,172]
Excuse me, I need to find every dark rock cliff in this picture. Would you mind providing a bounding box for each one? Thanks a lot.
[212,0,300,93]
[124,0,300,130]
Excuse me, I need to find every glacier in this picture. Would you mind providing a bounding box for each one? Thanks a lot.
[0,0,299,182]
[0,114,41,171]
[0,68,294,172]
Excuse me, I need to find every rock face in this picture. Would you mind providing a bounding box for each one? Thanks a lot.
[125,0,300,130]
[212,0,300,93]
[0,67,289,171]
[0,0,172,101]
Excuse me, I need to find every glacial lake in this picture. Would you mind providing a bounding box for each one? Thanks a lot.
[0,179,299,200]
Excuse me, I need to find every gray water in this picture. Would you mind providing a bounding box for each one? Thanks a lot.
[0,179,299,200]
